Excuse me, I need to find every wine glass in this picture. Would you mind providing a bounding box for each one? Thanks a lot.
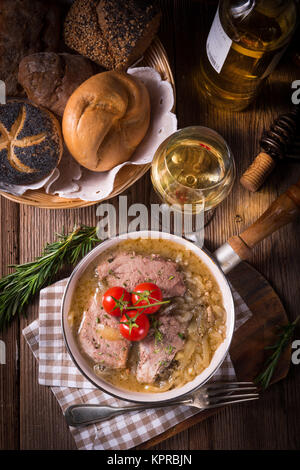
[150,126,236,229]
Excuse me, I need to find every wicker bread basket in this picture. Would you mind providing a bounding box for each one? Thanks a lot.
[0,38,175,209]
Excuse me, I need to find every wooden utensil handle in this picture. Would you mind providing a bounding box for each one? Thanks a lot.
[228,178,300,260]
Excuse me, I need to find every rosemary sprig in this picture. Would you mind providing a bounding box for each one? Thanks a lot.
[254,316,300,390]
[0,225,100,330]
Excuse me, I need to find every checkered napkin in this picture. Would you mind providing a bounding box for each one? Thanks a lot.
[22,279,252,450]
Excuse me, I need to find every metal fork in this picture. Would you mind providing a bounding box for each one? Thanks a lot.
[64,382,259,427]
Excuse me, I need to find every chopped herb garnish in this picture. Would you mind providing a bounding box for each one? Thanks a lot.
[168,275,175,280]
[158,360,168,367]
[178,332,185,340]
[166,345,174,354]
[96,317,100,323]
[107,269,120,279]
[151,316,164,343]
[155,330,163,343]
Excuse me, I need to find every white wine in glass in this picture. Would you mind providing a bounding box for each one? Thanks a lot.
[151,126,236,219]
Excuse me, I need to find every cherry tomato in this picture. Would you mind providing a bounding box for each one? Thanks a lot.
[119,310,150,341]
[131,282,163,314]
[102,286,131,317]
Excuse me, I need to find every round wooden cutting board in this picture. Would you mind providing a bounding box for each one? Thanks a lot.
[0,37,175,210]
[138,261,291,449]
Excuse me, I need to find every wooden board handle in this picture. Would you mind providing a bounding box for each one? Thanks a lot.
[228,178,300,260]
[240,152,276,192]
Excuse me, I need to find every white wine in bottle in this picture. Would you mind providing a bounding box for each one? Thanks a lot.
[200,0,298,111]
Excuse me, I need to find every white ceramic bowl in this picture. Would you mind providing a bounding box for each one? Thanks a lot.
[61,231,235,403]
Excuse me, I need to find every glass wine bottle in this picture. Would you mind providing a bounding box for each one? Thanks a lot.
[200,0,298,111]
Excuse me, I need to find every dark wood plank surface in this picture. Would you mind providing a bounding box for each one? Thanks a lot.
[1,0,300,450]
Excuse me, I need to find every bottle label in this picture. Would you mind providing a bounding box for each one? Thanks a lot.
[206,7,232,74]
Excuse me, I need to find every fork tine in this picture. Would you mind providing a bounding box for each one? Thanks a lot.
[204,396,259,409]
[205,386,258,397]
[208,393,259,404]
[205,382,256,389]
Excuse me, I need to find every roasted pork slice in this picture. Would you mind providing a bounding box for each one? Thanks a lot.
[78,293,130,369]
[136,311,187,384]
[97,252,186,298]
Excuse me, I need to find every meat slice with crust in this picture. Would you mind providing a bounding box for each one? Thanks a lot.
[97,252,186,298]
[136,308,188,384]
[78,293,130,369]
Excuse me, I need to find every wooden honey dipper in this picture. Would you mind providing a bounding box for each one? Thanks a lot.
[240,106,300,192]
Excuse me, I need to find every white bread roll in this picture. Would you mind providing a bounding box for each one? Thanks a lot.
[62,71,150,172]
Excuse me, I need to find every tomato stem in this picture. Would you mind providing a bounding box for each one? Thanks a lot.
[120,310,146,334]
[129,299,170,309]
[110,293,131,313]
[131,289,170,310]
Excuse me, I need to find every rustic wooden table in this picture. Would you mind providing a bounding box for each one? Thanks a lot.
[1,0,300,450]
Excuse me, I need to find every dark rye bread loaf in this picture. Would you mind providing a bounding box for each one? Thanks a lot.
[64,0,161,70]
[0,101,63,185]
[97,0,161,69]
[0,0,61,96]
[18,53,97,117]
[64,0,114,70]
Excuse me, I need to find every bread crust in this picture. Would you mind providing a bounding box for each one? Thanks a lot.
[18,53,96,116]
[97,0,161,69]
[62,71,150,172]
[64,0,161,70]
[64,0,115,69]
[0,100,63,185]
[0,0,61,96]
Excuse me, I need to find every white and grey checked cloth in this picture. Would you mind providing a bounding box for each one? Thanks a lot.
[22,278,252,450]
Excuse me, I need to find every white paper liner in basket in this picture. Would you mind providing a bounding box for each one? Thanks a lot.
[0,168,57,197]
[4,67,177,201]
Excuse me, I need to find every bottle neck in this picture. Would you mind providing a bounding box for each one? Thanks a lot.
[229,0,255,20]
[223,0,295,18]
[220,0,297,48]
